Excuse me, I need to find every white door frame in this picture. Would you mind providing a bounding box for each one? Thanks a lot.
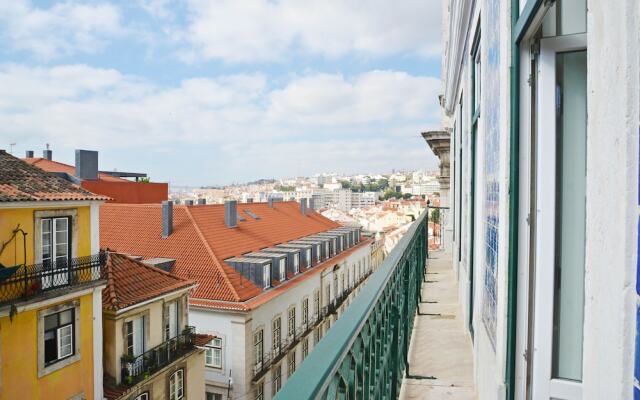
[531,32,586,400]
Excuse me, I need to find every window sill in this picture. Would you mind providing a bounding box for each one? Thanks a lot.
[39,353,81,378]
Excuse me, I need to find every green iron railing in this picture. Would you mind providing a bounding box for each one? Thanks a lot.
[276,210,428,399]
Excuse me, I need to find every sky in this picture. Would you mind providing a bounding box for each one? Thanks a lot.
[0,0,442,186]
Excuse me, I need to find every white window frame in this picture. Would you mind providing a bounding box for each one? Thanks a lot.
[288,307,296,338]
[134,393,149,400]
[263,264,271,289]
[293,253,300,273]
[38,301,81,378]
[272,317,281,353]
[169,369,184,400]
[165,300,179,340]
[205,338,223,369]
[279,258,286,280]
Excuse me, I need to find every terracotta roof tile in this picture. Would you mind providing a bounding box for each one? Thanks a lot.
[0,151,108,202]
[24,157,128,182]
[102,252,195,311]
[194,333,216,347]
[100,202,341,303]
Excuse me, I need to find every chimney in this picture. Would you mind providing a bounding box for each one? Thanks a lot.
[43,144,52,160]
[197,198,206,205]
[225,200,238,228]
[162,201,173,238]
[184,200,194,206]
[300,198,307,215]
[268,198,274,208]
[309,198,315,210]
[75,149,98,180]
[25,150,34,158]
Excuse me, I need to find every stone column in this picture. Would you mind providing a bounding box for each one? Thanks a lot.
[422,130,452,253]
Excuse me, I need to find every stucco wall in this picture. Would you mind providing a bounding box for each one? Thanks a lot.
[0,292,96,400]
[190,243,372,400]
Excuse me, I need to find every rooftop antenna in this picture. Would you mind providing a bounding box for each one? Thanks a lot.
[9,143,16,155]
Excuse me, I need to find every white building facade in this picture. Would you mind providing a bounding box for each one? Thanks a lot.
[439,0,639,399]
[190,242,373,400]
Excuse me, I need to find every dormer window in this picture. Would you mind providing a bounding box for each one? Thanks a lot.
[263,264,271,289]
[293,253,300,274]
[306,249,312,267]
[316,246,321,263]
[325,242,329,258]
[279,259,286,281]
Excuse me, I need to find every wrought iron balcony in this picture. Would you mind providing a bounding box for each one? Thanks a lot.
[121,326,196,386]
[0,252,106,306]
[276,209,427,399]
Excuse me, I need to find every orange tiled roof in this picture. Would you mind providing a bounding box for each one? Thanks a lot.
[100,202,340,303]
[0,150,108,202]
[102,252,196,311]
[24,157,129,182]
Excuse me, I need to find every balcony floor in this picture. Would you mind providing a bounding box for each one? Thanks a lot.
[400,251,476,400]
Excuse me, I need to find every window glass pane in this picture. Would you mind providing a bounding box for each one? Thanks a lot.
[57,325,73,358]
[44,314,58,330]
[552,50,587,381]
[59,309,72,325]
[213,338,222,347]
[44,330,56,363]
[542,0,586,37]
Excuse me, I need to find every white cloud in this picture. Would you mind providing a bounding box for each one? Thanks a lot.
[0,0,123,59]
[182,0,441,63]
[0,64,439,182]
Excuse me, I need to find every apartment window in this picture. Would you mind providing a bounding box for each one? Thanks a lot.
[263,264,271,289]
[41,217,70,266]
[254,329,264,367]
[205,338,223,368]
[272,317,281,353]
[347,269,350,288]
[287,350,296,377]
[44,308,75,365]
[306,249,312,266]
[169,369,184,400]
[164,300,179,340]
[302,337,309,360]
[206,394,222,400]
[324,242,329,258]
[255,381,264,400]
[293,253,300,273]
[325,285,331,305]
[134,394,149,400]
[288,307,296,338]
[316,245,321,262]
[314,326,322,344]
[341,274,345,293]
[279,259,286,281]
[302,298,309,325]
[272,364,282,396]
[126,315,146,357]
[313,290,320,317]
[333,275,338,298]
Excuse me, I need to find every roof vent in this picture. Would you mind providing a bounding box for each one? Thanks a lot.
[25,150,34,158]
[75,149,98,180]
[162,201,173,238]
[300,198,307,215]
[43,144,52,160]
[197,198,206,205]
[225,200,237,228]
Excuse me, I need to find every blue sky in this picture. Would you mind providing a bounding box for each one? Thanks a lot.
[0,0,442,186]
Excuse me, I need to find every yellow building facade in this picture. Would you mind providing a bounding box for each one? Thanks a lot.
[0,150,107,400]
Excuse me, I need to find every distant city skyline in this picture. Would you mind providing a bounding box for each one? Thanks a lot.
[1,0,442,185]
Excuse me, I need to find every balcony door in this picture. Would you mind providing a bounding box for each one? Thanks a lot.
[41,217,70,288]
[530,33,587,400]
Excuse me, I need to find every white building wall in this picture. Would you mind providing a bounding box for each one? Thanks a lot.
[445,1,640,399]
[190,243,372,400]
